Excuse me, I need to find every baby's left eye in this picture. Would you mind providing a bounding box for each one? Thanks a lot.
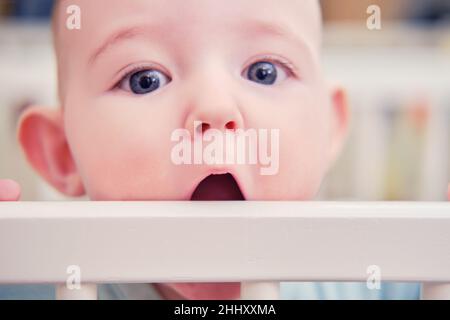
[244,61,289,85]
[118,69,171,94]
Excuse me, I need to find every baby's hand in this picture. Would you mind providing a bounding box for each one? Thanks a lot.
[0,179,21,201]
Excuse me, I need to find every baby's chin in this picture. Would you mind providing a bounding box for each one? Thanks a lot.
[155,282,241,300]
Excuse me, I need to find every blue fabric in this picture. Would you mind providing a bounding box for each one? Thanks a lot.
[0,285,54,300]
[280,282,420,300]
[13,0,54,19]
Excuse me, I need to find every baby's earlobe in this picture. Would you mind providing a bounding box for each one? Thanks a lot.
[328,86,350,164]
[63,173,86,197]
[16,106,85,197]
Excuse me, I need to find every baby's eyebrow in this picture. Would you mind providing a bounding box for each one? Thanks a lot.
[88,24,158,66]
[88,20,316,66]
[237,19,316,58]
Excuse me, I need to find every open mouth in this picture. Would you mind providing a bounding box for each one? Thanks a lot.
[190,173,245,201]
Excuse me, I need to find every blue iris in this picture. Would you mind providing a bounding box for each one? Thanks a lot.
[130,70,165,94]
[247,61,277,85]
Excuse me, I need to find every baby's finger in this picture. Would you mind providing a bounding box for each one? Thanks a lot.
[0,179,21,201]
[448,183,450,201]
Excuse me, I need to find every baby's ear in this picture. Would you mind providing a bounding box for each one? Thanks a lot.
[17,106,85,197]
[328,84,350,165]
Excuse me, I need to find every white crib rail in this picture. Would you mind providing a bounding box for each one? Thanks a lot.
[0,201,449,300]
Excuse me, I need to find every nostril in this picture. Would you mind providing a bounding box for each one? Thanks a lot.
[225,121,236,130]
[194,122,211,135]
[194,121,236,134]
[202,123,211,133]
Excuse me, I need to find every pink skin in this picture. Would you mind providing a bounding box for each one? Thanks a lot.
[10,0,352,299]
[0,180,21,201]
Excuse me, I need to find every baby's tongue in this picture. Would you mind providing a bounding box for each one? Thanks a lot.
[191,174,244,201]
[157,282,241,300]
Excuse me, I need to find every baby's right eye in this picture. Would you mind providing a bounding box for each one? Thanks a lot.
[118,69,171,95]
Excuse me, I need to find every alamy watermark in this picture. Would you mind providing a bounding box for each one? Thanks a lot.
[66,265,81,290]
[366,265,382,290]
[66,5,81,30]
[171,121,280,176]
[367,5,382,30]
[65,4,381,32]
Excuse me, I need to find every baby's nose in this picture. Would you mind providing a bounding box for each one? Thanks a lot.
[183,86,244,136]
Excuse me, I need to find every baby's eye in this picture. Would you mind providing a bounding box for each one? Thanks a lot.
[119,69,171,94]
[245,61,289,86]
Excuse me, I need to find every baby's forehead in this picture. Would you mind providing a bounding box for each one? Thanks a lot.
[55,0,321,49]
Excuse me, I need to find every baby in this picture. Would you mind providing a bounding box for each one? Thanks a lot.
[2,0,422,299]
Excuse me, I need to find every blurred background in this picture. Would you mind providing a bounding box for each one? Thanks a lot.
[0,0,449,201]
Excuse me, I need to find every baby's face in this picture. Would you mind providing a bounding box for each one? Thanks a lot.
[51,0,346,201]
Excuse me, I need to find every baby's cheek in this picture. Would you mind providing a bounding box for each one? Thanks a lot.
[261,108,330,199]
[67,115,176,200]
[73,142,151,199]
[264,133,328,199]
